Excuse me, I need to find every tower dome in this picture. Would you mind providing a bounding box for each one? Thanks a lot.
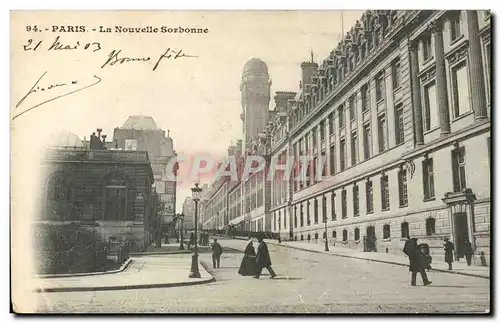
[45,130,84,148]
[242,58,268,76]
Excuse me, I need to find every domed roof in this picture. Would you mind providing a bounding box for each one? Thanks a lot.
[121,115,159,130]
[243,58,268,75]
[46,130,84,148]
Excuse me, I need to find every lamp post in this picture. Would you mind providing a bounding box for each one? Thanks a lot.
[189,183,202,278]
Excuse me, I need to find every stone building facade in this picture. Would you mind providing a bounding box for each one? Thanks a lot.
[267,10,491,261]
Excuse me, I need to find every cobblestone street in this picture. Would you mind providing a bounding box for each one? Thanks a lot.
[33,237,490,313]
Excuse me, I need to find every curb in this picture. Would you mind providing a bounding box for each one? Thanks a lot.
[37,258,134,279]
[130,250,191,256]
[267,241,490,280]
[34,261,215,293]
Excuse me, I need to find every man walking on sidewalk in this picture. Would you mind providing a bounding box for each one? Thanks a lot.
[253,233,276,279]
[403,236,432,287]
[211,239,223,269]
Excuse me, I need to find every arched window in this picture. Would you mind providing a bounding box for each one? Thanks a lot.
[343,229,348,242]
[46,172,65,200]
[307,234,311,241]
[294,236,297,241]
[383,224,391,239]
[332,230,337,239]
[426,218,436,236]
[315,232,319,240]
[300,234,304,241]
[401,221,409,238]
[354,227,360,241]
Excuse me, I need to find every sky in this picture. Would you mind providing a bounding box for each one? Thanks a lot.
[11,10,364,212]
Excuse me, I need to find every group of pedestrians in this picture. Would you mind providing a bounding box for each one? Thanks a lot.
[238,234,277,279]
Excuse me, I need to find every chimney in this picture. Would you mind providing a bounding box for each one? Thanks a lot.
[300,61,319,87]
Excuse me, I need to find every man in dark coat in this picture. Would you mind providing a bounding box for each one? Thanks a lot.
[211,239,223,268]
[444,238,455,270]
[463,240,474,266]
[403,237,432,286]
[253,234,276,279]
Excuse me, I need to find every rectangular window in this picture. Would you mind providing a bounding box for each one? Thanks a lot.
[392,57,401,89]
[321,152,327,177]
[398,169,408,207]
[331,193,336,220]
[306,201,311,225]
[451,61,471,117]
[312,157,318,183]
[450,12,462,42]
[452,147,467,192]
[328,113,334,134]
[375,72,385,102]
[349,95,356,121]
[320,121,325,141]
[329,144,336,175]
[361,84,369,113]
[312,127,317,147]
[314,199,319,224]
[322,196,327,223]
[363,123,372,159]
[341,189,347,219]
[351,132,358,166]
[422,34,433,61]
[381,175,390,210]
[366,180,373,213]
[340,139,346,171]
[378,114,387,153]
[423,158,435,200]
[423,81,438,131]
[338,105,345,128]
[353,184,359,216]
[395,105,404,145]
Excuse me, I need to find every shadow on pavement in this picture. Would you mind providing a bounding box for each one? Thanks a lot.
[428,285,469,288]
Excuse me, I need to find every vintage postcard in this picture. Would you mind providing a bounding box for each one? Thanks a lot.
[10,10,491,314]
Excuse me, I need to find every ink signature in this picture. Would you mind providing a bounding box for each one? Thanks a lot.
[101,47,198,71]
[13,71,102,121]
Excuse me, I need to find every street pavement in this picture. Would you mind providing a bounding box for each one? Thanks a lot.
[33,237,490,314]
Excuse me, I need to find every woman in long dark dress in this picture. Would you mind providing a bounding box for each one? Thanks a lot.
[238,240,257,276]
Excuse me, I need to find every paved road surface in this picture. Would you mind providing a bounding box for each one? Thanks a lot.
[34,237,490,313]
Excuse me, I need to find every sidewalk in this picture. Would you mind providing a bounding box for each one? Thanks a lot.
[35,253,214,293]
[262,239,490,279]
[131,242,211,256]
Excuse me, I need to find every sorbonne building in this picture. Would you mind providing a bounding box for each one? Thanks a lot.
[202,10,491,263]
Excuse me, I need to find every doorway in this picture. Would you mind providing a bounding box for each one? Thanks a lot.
[365,226,377,252]
[105,186,126,220]
[453,212,470,258]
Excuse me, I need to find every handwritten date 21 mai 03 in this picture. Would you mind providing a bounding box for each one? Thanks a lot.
[23,36,102,52]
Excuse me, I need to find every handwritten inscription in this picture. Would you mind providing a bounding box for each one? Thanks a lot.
[13,71,102,120]
[23,36,101,52]
[101,47,198,71]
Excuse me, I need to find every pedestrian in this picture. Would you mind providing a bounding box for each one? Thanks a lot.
[253,233,277,279]
[238,238,257,276]
[444,237,455,270]
[403,236,432,286]
[463,239,474,266]
[211,238,223,268]
[188,232,195,250]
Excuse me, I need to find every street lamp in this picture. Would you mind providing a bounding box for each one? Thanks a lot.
[189,183,203,278]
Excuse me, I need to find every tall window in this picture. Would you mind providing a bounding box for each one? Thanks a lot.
[312,127,318,147]
[328,113,334,134]
[330,144,336,175]
[375,72,385,102]
[354,228,360,241]
[341,189,347,219]
[320,121,325,142]
[332,230,337,239]
[378,114,388,153]
[452,147,467,192]
[300,204,304,227]
[449,12,462,42]
[349,95,356,121]
[314,199,319,224]
[383,224,391,239]
[340,139,346,171]
[351,132,358,166]
[366,179,374,213]
[423,158,435,200]
[294,205,297,228]
[426,218,436,236]
[283,208,287,229]
[321,152,327,177]
[304,134,309,152]
[363,123,372,159]
[307,201,311,225]
[423,81,438,131]
[451,61,471,117]
[395,105,404,145]
[381,174,390,210]
[361,84,369,113]
[322,195,327,222]
[398,169,408,207]
[342,229,348,242]
[392,57,401,89]
[422,34,433,61]
[401,221,410,238]
[338,104,345,128]
[353,184,359,216]
[331,192,336,221]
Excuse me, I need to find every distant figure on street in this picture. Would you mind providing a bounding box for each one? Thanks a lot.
[238,238,257,276]
[211,239,223,268]
[164,233,169,245]
[444,238,455,270]
[418,243,432,271]
[403,237,432,286]
[188,232,195,250]
[463,240,474,266]
[253,234,276,279]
